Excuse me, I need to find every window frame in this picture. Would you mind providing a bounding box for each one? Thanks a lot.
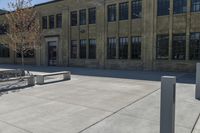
[156,34,169,60]
[108,4,117,22]
[89,8,96,24]
[56,14,62,28]
[172,33,186,60]
[89,39,96,59]
[119,2,129,20]
[119,37,128,59]
[0,24,8,35]
[0,44,10,58]
[173,0,187,14]
[71,40,77,59]
[80,39,87,59]
[71,11,78,26]
[190,32,200,60]
[157,0,170,16]
[191,0,200,12]
[131,36,142,59]
[132,0,142,19]
[107,37,117,59]
[49,15,55,29]
[79,9,87,25]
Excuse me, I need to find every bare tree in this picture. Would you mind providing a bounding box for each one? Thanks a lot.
[2,0,41,67]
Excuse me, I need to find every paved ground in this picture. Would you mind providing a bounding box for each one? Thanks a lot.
[0,64,199,133]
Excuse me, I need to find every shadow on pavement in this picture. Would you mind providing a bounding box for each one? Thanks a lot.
[0,64,195,84]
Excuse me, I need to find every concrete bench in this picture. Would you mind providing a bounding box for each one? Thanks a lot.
[0,76,35,86]
[36,71,71,85]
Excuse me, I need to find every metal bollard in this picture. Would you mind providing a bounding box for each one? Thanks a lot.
[160,76,176,133]
[196,63,200,100]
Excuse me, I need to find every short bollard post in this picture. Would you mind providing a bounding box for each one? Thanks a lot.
[160,76,176,133]
[196,63,200,100]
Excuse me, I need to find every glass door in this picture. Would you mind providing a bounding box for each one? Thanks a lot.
[48,41,57,66]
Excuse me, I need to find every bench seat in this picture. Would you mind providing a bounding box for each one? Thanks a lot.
[36,71,71,85]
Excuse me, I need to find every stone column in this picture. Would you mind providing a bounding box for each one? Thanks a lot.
[143,0,155,70]
[169,0,174,60]
[186,0,191,60]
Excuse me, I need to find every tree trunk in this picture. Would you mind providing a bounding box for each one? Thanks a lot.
[21,50,24,68]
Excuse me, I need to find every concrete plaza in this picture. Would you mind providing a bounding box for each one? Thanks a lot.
[0,64,199,133]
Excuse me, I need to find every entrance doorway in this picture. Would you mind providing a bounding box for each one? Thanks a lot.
[48,41,57,66]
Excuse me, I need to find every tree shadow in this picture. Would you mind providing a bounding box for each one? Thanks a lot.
[0,81,33,95]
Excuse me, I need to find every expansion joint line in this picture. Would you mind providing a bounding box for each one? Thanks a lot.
[78,87,160,133]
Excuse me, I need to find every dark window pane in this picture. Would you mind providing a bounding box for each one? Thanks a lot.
[157,0,170,16]
[89,39,96,59]
[0,24,8,34]
[132,36,141,59]
[107,38,116,59]
[71,40,77,59]
[172,34,186,60]
[49,15,55,29]
[16,44,35,58]
[80,9,86,25]
[132,0,142,19]
[156,35,169,60]
[56,14,62,28]
[119,37,128,59]
[173,0,187,14]
[71,11,77,26]
[119,2,129,20]
[190,32,200,60]
[191,0,200,12]
[0,44,9,58]
[80,40,87,59]
[89,8,96,24]
[108,4,116,22]
[42,16,47,29]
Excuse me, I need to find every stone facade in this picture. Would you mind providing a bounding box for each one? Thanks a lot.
[0,0,200,72]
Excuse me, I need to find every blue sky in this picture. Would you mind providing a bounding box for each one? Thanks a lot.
[0,0,52,10]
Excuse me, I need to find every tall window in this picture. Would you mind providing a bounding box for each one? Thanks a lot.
[80,9,86,25]
[71,11,77,26]
[71,40,77,59]
[132,0,142,19]
[56,14,62,28]
[157,0,170,16]
[89,39,96,59]
[173,0,187,14]
[190,33,200,60]
[191,0,200,12]
[119,37,128,59]
[0,24,8,34]
[42,16,47,29]
[119,2,129,20]
[132,36,141,59]
[108,4,116,22]
[80,40,87,59]
[172,34,186,60]
[107,38,116,59]
[156,35,169,60]
[89,8,96,24]
[0,44,9,58]
[49,15,55,29]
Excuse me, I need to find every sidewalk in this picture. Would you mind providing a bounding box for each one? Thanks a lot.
[0,64,199,133]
